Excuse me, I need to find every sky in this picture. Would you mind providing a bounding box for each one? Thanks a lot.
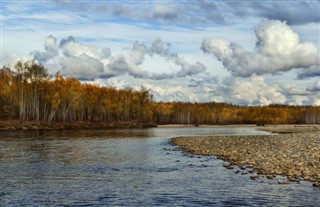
[1,0,320,105]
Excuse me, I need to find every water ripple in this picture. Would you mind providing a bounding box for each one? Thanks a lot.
[1,128,319,206]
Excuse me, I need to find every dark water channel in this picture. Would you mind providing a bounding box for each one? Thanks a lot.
[0,127,319,206]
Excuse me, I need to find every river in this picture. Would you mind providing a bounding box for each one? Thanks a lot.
[0,127,319,206]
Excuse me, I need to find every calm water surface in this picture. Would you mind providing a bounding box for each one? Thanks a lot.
[0,127,319,206]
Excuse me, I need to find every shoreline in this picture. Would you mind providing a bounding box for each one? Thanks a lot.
[160,124,320,131]
[0,120,157,131]
[172,125,320,186]
[1,121,319,131]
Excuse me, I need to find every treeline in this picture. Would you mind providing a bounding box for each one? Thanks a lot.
[1,61,320,126]
[153,102,320,125]
[0,61,153,124]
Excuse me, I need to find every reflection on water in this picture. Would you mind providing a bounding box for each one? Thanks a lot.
[0,127,319,206]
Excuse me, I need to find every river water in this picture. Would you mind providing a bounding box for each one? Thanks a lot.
[0,127,319,206]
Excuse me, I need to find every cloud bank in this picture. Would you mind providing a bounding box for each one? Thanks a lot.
[33,36,206,80]
[95,75,291,106]
[231,76,286,105]
[201,20,320,77]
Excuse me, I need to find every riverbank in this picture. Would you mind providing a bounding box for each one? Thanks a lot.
[158,124,257,128]
[0,120,157,131]
[172,125,320,186]
[257,124,320,133]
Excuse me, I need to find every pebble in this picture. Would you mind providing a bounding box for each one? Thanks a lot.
[223,164,234,170]
[250,175,259,180]
[266,175,273,180]
[312,182,320,187]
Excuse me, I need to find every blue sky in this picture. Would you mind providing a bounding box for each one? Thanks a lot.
[1,0,320,105]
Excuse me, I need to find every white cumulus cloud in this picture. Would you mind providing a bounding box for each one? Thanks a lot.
[201,20,320,77]
[33,35,59,62]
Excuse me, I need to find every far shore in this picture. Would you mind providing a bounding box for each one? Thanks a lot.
[172,125,320,186]
[0,120,157,131]
[1,120,319,132]
[159,123,320,133]
[158,124,257,128]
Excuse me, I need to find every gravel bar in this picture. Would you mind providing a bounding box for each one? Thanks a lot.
[172,127,320,186]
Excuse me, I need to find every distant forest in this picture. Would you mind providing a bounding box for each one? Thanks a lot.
[1,61,320,125]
